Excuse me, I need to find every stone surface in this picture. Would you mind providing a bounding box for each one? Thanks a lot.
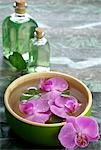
[0,0,101,149]
[0,0,101,91]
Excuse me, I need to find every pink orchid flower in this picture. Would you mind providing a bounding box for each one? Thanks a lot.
[58,116,100,150]
[39,77,68,92]
[19,98,51,123]
[49,96,80,119]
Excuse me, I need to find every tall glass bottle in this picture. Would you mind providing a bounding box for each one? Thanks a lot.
[2,0,38,71]
[28,27,50,72]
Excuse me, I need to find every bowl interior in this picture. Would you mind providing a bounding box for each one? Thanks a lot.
[5,72,92,124]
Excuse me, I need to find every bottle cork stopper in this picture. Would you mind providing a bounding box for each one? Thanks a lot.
[35,27,44,39]
[16,0,25,7]
[14,0,26,14]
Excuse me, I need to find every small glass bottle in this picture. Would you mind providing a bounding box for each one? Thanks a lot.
[28,27,50,72]
[2,0,38,70]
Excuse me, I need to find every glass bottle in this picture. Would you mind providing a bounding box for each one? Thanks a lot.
[28,27,50,72]
[2,0,38,71]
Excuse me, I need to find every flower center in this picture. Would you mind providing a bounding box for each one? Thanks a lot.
[75,133,89,148]
[64,101,76,113]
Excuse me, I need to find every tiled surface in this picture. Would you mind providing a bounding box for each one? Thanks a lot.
[0,0,101,91]
[0,0,101,149]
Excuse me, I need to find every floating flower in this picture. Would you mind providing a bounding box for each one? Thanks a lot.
[58,116,100,150]
[49,96,80,119]
[19,98,51,123]
[64,98,80,113]
[39,77,68,92]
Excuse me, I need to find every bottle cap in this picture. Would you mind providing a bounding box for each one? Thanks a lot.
[35,27,45,39]
[14,0,27,14]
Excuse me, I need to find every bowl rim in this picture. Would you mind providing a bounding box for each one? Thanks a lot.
[4,71,92,127]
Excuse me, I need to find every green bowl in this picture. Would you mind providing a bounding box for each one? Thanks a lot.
[4,71,92,146]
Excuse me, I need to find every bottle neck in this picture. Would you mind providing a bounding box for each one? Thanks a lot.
[10,12,30,24]
[15,9,26,15]
[36,37,47,45]
[15,12,26,17]
[37,37,45,41]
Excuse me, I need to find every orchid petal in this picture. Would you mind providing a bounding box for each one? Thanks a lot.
[41,91,60,106]
[58,123,76,149]
[50,105,68,118]
[39,77,68,92]
[39,79,52,91]
[66,116,79,131]
[76,116,100,141]
[35,99,50,113]
[48,98,55,106]
[19,102,34,115]
[55,96,69,107]
[47,77,68,91]
[27,97,38,105]
[25,112,50,123]
[41,91,60,101]
[64,100,80,113]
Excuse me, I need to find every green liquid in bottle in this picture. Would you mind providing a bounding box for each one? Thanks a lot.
[2,14,38,62]
[2,0,38,71]
[28,28,50,72]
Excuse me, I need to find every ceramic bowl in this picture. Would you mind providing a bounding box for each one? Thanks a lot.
[4,71,92,146]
